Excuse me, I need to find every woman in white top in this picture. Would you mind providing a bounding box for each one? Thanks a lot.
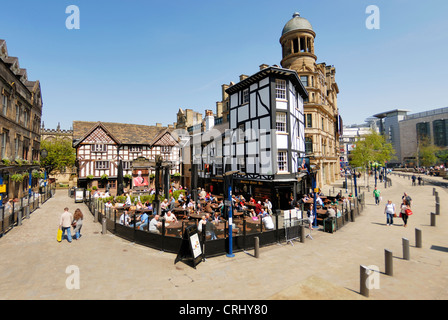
[384,200,395,226]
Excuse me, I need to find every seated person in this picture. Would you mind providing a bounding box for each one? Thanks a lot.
[163,210,177,225]
[261,212,275,230]
[204,202,214,214]
[198,214,217,240]
[327,206,336,218]
[149,215,162,234]
[119,210,131,226]
[212,211,222,223]
[136,212,149,230]
[255,201,263,215]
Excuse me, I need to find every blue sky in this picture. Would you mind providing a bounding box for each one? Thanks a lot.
[1,0,447,129]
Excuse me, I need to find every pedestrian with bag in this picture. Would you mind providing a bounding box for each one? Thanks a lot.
[384,200,396,226]
[59,207,73,243]
[400,199,412,227]
[72,208,83,240]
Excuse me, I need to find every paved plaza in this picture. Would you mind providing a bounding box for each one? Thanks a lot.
[0,174,447,300]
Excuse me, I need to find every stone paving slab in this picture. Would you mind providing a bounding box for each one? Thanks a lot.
[0,174,447,300]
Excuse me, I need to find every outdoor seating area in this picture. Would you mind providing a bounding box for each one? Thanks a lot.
[80,187,366,257]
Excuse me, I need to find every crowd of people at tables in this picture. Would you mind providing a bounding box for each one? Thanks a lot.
[298,190,355,230]
[112,187,276,236]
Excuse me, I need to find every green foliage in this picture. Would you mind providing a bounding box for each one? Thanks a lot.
[10,173,24,182]
[40,138,76,176]
[349,130,396,169]
[418,138,441,167]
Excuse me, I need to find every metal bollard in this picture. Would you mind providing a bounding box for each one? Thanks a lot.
[254,237,260,258]
[360,265,370,297]
[17,209,22,226]
[300,225,306,243]
[431,212,436,227]
[436,202,440,215]
[385,249,393,276]
[102,217,107,235]
[402,238,410,260]
[415,228,422,248]
[94,209,98,222]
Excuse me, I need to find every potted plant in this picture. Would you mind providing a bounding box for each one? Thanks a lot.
[11,173,24,182]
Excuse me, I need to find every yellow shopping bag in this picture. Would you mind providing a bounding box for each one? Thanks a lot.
[57,227,62,242]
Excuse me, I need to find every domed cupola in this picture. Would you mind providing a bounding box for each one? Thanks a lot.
[280,12,317,70]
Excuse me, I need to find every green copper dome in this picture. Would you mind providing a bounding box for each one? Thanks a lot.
[281,12,313,35]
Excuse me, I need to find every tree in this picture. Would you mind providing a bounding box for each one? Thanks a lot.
[40,138,76,176]
[417,137,441,167]
[349,130,396,169]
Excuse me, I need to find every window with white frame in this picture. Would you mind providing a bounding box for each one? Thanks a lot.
[276,112,287,133]
[2,93,7,116]
[95,161,110,170]
[277,151,287,172]
[129,146,142,152]
[123,161,131,170]
[92,144,107,152]
[242,89,249,104]
[275,79,286,100]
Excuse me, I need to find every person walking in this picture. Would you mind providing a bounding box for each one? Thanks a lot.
[72,208,83,240]
[384,200,395,226]
[373,187,381,205]
[59,207,73,243]
[400,199,410,227]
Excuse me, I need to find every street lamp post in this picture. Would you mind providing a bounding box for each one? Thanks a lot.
[223,171,239,258]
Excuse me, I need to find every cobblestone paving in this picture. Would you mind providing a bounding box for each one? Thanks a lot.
[0,175,447,300]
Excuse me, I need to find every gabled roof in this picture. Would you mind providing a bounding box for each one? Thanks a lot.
[225,65,308,99]
[72,121,171,147]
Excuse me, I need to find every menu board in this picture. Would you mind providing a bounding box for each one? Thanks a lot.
[175,225,203,269]
[75,189,84,203]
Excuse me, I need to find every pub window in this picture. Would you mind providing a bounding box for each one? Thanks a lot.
[1,130,9,159]
[95,161,110,170]
[277,151,287,172]
[2,93,8,116]
[15,104,20,123]
[92,144,107,152]
[123,161,131,170]
[275,79,287,100]
[305,137,313,154]
[242,89,249,104]
[238,124,245,142]
[129,146,142,152]
[276,112,287,133]
[300,75,308,87]
[306,114,312,128]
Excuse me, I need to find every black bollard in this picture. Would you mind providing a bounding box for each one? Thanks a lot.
[415,228,422,248]
[254,237,260,258]
[360,265,370,298]
[385,249,393,276]
[102,217,107,234]
[300,225,306,243]
[431,212,436,227]
[402,238,410,260]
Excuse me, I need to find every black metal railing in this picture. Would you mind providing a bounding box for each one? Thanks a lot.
[0,183,56,237]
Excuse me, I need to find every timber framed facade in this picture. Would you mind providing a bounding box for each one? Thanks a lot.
[73,121,180,194]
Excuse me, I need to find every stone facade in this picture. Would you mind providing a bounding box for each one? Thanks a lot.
[0,39,42,198]
[279,13,341,188]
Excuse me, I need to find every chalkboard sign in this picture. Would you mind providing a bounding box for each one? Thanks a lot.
[174,225,203,269]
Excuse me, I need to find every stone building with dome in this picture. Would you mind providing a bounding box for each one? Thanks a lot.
[280,12,341,187]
